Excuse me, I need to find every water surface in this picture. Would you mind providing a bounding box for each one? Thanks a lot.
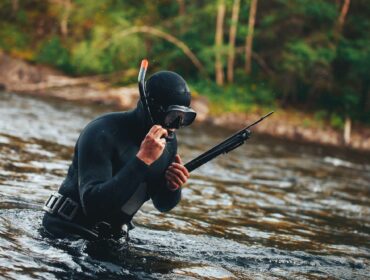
[0,91,369,279]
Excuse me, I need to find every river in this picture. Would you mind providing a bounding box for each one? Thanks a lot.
[0,91,369,279]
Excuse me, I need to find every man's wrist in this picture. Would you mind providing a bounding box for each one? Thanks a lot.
[136,152,152,166]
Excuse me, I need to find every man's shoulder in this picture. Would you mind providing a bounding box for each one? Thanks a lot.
[86,111,131,129]
[80,111,132,139]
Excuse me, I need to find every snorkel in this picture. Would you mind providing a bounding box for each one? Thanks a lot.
[138,59,175,140]
[138,59,154,127]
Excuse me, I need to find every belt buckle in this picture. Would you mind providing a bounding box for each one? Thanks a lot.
[43,193,63,214]
[57,198,78,221]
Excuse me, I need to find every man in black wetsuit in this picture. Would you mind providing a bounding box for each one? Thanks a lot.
[42,70,196,240]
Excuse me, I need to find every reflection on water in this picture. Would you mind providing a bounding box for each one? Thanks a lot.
[0,91,369,279]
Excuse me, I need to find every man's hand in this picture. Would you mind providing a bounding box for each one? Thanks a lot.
[165,154,190,191]
[137,125,168,165]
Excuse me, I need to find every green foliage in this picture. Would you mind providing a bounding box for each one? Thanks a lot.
[314,110,328,122]
[302,118,312,128]
[0,0,369,124]
[282,41,317,74]
[36,37,72,73]
[192,79,275,114]
[330,113,344,130]
[295,0,337,23]
[70,25,145,75]
[0,23,28,51]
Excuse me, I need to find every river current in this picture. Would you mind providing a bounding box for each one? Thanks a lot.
[0,91,369,279]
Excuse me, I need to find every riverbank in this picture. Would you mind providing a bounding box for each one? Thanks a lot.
[1,52,369,151]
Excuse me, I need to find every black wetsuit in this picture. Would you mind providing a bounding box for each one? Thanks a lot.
[42,103,180,239]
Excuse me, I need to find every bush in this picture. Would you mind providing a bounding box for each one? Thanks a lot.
[330,113,344,129]
[191,80,275,113]
[0,23,29,52]
[36,37,73,73]
[69,26,145,76]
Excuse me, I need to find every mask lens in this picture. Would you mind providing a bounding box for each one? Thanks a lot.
[163,105,196,129]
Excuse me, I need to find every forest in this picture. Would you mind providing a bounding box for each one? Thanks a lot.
[0,0,369,127]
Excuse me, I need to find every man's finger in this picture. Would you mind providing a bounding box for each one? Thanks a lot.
[167,168,188,184]
[159,138,166,145]
[167,166,188,182]
[170,163,189,178]
[166,170,185,186]
[167,177,183,188]
[174,154,183,164]
[153,127,168,139]
[165,175,181,190]
[166,178,180,191]
[148,125,161,135]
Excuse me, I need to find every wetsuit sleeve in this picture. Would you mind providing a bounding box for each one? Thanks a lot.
[77,123,149,220]
[150,176,182,212]
[149,139,182,212]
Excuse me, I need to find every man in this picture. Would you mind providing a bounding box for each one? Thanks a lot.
[42,69,196,240]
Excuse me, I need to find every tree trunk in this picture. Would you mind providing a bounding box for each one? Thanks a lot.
[61,0,71,37]
[245,0,258,74]
[336,0,351,36]
[48,0,72,36]
[177,0,186,16]
[11,0,19,14]
[215,0,226,86]
[343,116,351,145]
[227,0,240,83]
[176,0,186,34]
[335,0,352,146]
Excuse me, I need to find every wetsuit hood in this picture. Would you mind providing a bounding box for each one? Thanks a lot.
[143,71,196,129]
[146,71,191,107]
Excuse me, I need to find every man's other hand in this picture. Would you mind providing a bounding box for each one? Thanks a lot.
[137,125,168,165]
[165,154,190,191]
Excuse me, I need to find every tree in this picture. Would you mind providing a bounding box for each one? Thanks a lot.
[245,0,258,74]
[48,0,72,37]
[334,0,352,144]
[227,0,240,83]
[176,0,185,16]
[215,0,226,86]
[11,0,18,14]
[335,0,351,40]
